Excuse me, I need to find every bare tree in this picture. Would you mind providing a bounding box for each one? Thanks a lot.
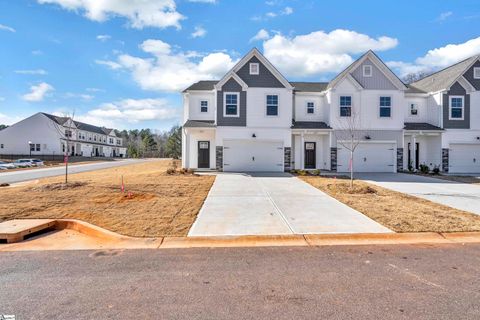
[48,110,76,184]
[334,111,366,187]
[402,71,432,84]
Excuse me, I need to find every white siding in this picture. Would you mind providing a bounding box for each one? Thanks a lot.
[246,88,292,128]
[294,94,328,122]
[187,91,216,121]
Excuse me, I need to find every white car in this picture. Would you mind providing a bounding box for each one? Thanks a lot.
[0,161,15,170]
[13,159,33,168]
[29,159,45,166]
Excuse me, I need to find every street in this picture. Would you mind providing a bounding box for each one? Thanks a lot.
[1,244,479,319]
[0,159,149,184]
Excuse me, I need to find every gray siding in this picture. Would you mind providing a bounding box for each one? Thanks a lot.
[463,60,480,90]
[236,56,285,88]
[351,58,397,90]
[216,78,247,126]
[442,81,470,129]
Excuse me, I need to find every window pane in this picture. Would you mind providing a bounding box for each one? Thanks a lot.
[267,105,278,116]
[340,96,351,106]
[451,108,463,118]
[340,106,351,117]
[226,105,237,115]
[380,97,391,106]
[380,107,391,117]
[226,94,237,104]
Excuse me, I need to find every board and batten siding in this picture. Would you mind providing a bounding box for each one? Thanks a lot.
[216,78,247,127]
[463,60,480,90]
[236,56,285,88]
[442,81,470,129]
[350,58,397,90]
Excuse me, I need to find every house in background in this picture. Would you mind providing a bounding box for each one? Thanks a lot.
[0,112,127,158]
[181,48,480,174]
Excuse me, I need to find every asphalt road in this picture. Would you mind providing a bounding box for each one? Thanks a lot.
[1,244,480,319]
[0,159,148,184]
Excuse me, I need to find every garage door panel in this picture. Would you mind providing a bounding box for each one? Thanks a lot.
[337,143,396,173]
[450,144,480,173]
[223,140,284,172]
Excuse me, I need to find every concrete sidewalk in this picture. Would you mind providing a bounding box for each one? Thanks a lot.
[188,173,392,236]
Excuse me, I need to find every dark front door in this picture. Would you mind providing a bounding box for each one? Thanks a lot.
[198,141,210,169]
[304,142,316,169]
[408,142,420,169]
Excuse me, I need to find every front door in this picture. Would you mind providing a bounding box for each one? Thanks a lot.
[304,142,316,169]
[198,141,210,169]
[408,142,420,169]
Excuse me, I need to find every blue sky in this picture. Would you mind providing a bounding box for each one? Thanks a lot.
[1,0,479,131]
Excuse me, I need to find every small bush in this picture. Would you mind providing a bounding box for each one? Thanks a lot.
[311,169,321,176]
[432,165,440,175]
[187,168,195,174]
[419,164,430,174]
[166,168,176,175]
[290,169,297,174]
[297,170,307,176]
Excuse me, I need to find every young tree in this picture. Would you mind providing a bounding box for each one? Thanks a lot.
[49,111,76,184]
[165,125,182,159]
[334,111,366,188]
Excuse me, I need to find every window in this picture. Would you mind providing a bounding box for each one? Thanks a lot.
[306,102,315,114]
[94,135,97,141]
[30,144,35,151]
[474,67,480,79]
[449,96,464,120]
[266,95,278,116]
[35,144,40,152]
[65,130,72,138]
[380,96,391,118]
[109,138,114,144]
[224,93,239,116]
[117,139,121,145]
[363,65,373,77]
[340,96,352,117]
[0,144,3,149]
[249,63,259,75]
[410,103,418,116]
[200,100,208,113]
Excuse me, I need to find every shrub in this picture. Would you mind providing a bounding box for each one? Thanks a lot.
[166,168,176,175]
[432,165,440,175]
[297,170,307,176]
[187,168,195,174]
[290,169,297,174]
[311,169,321,176]
[419,163,430,174]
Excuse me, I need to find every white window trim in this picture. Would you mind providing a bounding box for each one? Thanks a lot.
[265,93,279,117]
[249,63,259,75]
[379,95,392,118]
[449,95,464,120]
[200,100,209,113]
[409,102,418,116]
[339,95,352,117]
[474,67,480,79]
[363,65,373,77]
[306,101,315,115]
[223,92,240,118]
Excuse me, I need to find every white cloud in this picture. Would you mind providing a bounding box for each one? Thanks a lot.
[387,36,480,77]
[0,24,15,32]
[437,11,453,21]
[191,26,207,38]
[37,0,185,29]
[22,82,54,102]
[96,34,111,42]
[0,113,21,125]
[32,50,43,55]
[262,29,398,77]
[86,87,105,93]
[253,6,293,21]
[86,98,179,124]
[64,92,94,101]
[100,39,237,92]
[95,59,123,70]
[14,69,48,75]
[250,29,270,42]
[188,0,216,3]
[281,6,293,15]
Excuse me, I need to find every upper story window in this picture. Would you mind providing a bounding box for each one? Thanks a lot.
[109,138,114,144]
[224,93,239,117]
[249,63,259,75]
[474,67,480,79]
[94,135,97,141]
[200,100,208,113]
[266,95,278,116]
[65,129,72,138]
[35,144,41,151]
[363,65,373,77]
[0,144,3,149]
[379,96,392,118]
[306,102,315,114]
[339,96,352,117]
[410,103,418,116]
[449,96,464,120]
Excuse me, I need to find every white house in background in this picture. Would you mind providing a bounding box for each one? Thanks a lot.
[182,48,480,173]
[0,112,127,158]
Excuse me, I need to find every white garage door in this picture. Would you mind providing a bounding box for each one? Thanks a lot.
[449,144,480,173]
[223,140,284,172]
[337,142,396,173]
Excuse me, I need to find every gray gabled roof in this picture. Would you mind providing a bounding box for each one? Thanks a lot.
[405,84,427,94]
[291,82,329,92]
[411,55,480,93]
[291,121,331,129]
[404,122,443,131]
[183,120,216,128]
[41,112,114,135]
[183,80,219,92]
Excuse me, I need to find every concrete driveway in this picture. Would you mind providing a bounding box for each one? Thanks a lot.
[188,173,391,236]
[356,173,480,216]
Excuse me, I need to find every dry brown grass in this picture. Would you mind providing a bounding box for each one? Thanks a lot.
[300,175,480,233]
[0,160,215,237]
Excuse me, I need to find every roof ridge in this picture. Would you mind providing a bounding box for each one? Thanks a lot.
[411,55,478,85]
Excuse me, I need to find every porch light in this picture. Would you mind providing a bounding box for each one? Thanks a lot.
[252,133,256,138]
[365,135,371,140]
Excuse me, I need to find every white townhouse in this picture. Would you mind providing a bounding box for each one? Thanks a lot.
[181,48,480,174]
[0,112,127,158]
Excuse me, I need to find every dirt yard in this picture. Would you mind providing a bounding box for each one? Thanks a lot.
[300,175,480,233]
[0,160,215,237]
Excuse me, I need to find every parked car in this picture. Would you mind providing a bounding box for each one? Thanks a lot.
[29,159,45,166]
[13,159,33,168]
[0,161,15,170]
